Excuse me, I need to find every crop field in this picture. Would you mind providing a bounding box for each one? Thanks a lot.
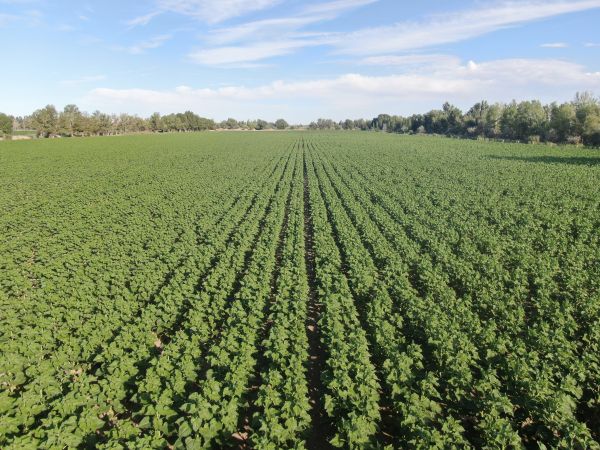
[0,132,599,449]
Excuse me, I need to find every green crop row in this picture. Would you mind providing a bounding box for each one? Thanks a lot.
[0,131,598,448]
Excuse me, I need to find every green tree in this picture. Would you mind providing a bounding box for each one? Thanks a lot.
[149,113,163,131]
[163,114,184,131]
[197,117,215,130]
[30,105,58,137]
[275,119,288,130]
[549,103,576,142]
[90,111,112,135]
[582,112,600,146]
[0,113,12,136]
[513,100,546,141]
[572,92,599,142]
[181,111,200,131]
[114,114,147,134]
[573,92,598,125]
[484,103,503,138]
[316,118,336,129]
[442,102,463,135]
[423,109,445,134]
[465,101,489,136]
[255,119,268,130]
[500,101,519,140]
[372,114,392,131]
[224,118,239,129]
[59,104,83,136]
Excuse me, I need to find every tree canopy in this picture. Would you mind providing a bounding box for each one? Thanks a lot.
[332,93,600,147]
[0,113,12,136]
[7,92,600,147]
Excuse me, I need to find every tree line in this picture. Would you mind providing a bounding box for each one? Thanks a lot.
[1,92,598,146]
[311,92,600,147]
[0,105,292,139]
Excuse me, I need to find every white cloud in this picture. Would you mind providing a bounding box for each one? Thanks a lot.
[156,0,281,23]
[454,58,600,86]
[121,34,172,54]
[207,16,327,45]
[86,58,600,121]
[126,0,283,27]
[189,39,321,66]
[203,0,377,45]
[302,0,378,15]
[330,0,600,55]
[189,0,600,66]
[584,42,600,47]
[126,11,162,28]
[191,0,379,65]
[541,42,568,48]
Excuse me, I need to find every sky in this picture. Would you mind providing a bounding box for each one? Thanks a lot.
[1,0,600,122]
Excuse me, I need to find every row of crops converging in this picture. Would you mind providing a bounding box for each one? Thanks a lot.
[0,132,598,448]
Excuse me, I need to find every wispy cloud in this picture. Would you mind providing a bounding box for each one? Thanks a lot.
[302,0,378,15]
[126,11,162,28]
[541,42,568,48]
[159,0,281,23]
[188,0,600,67]
[584,42,600,47]
[330,0,600,55]
[190,0,378,65]
[206,16,326,45]
[120,34,172,54]
[206,0,375,45]
[126,0,284,29]
[189,39,315,66]
[129,0,374,30]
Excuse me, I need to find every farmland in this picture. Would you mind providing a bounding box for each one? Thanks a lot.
[0,132,599,449]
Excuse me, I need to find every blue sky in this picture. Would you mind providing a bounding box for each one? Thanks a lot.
[1,0,600,122]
